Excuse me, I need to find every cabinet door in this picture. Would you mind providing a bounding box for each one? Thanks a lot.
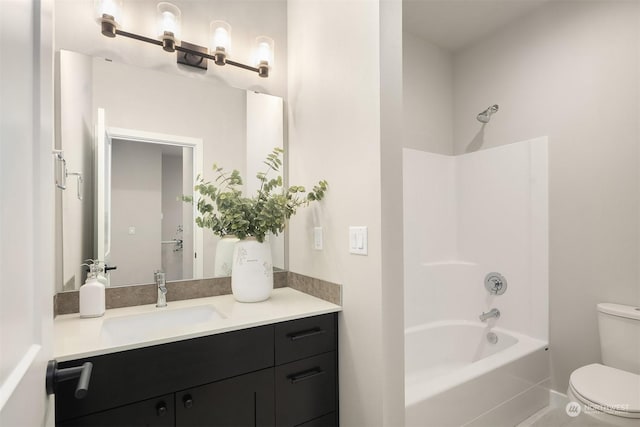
[58,394,174,427]
[176,368,274,427]
[297,412,337,427]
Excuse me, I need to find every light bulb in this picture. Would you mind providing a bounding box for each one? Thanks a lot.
[210,21,232,55]
[254,36,274,67]
[157,2,181,39]
[96,0,123,37]
[96,0,123,24]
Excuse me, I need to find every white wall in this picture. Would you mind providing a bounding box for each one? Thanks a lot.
[110,140,162,286]
[55,0,287,98]
[403,31,453,155]
[58,50,94,290]
[288,0,404,424]
[452,1,640,391]
[403,138,549,341]
[0,0,55,424]
[379,0,405,423]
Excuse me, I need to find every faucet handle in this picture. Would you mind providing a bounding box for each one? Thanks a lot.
[484,272,507,295]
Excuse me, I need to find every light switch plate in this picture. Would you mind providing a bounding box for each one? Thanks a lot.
[128,226,136,235]
[349,226,368,255]
[314,227,323,250]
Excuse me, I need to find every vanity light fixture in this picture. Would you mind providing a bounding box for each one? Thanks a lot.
[96,0,273,77]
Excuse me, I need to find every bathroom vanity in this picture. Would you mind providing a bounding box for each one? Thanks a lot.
[53,288,340,427]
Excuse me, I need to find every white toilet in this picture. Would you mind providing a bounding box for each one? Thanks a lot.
[567,303,640,426]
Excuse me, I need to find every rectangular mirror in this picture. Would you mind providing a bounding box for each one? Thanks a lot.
[56,50,285,292]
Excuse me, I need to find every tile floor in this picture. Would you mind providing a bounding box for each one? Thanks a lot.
[517,392,614,427]
[517,405,613,427]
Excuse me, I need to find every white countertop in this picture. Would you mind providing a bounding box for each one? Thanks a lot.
[54,287,342,362]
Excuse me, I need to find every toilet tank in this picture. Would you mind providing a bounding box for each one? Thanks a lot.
[597,303,640,374]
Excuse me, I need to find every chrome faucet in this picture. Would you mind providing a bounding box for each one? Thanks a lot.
[155,271,167,308]
[479,308,500,322]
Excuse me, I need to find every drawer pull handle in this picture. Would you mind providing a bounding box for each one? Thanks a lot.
[288,368,325,384]
[287,328,326,341]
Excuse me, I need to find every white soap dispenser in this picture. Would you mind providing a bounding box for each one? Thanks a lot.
[79,261,105,318]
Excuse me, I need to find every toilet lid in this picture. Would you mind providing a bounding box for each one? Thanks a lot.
[569,364,640,418]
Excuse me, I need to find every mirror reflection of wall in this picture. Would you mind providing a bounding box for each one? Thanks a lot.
[56,50,285,292]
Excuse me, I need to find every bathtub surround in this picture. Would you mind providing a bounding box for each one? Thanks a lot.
[404,138,549,338]
[54,271,341,315]
[403,138,549,425]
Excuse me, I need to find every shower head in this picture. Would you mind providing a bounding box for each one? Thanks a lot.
[477,104,499,123]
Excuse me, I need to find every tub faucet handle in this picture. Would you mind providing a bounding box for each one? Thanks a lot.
[479,308,500,322]
[484,272,507,295]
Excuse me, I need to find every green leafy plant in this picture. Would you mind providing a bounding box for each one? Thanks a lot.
[184,147,327,242]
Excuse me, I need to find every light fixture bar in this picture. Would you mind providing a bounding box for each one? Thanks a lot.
[103,23,269,77]
[115,29,163,47]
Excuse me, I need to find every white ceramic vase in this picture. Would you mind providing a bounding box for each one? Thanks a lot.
[214,235,239,277]
[231,237,273,302]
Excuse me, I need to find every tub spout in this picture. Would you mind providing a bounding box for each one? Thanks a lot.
[479,308,500,322]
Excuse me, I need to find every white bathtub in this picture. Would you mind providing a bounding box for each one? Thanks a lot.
[405,320,549,427]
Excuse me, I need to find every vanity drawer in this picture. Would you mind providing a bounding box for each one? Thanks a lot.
[56,325,274,422]
[275,313,336,365]
[275,352,336,427]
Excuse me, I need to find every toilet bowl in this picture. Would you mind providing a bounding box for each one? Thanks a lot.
[567,363,640,426]
[566,303,640,426]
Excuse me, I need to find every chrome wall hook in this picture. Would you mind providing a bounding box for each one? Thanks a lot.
[52,150,83,200]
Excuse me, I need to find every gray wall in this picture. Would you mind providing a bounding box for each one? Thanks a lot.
[403,31,453,155]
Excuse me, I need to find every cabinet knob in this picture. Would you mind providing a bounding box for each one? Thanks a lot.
[183,394,194,409]
[156,402,167,417]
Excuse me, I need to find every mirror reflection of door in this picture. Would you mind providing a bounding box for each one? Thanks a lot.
[98,123,203,287]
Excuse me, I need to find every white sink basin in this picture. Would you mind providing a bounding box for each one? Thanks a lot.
[101,305,225,346]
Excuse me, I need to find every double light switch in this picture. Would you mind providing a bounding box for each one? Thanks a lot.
[349,226,368,255]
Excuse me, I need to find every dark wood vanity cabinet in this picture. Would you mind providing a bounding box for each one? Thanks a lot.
[176,369,275,427]
[55,313,338,427]
[274,314,338,427]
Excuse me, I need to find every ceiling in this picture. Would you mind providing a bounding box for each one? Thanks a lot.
[403,0,553,52]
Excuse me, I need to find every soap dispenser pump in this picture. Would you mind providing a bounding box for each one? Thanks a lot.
[79,261,105,318]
